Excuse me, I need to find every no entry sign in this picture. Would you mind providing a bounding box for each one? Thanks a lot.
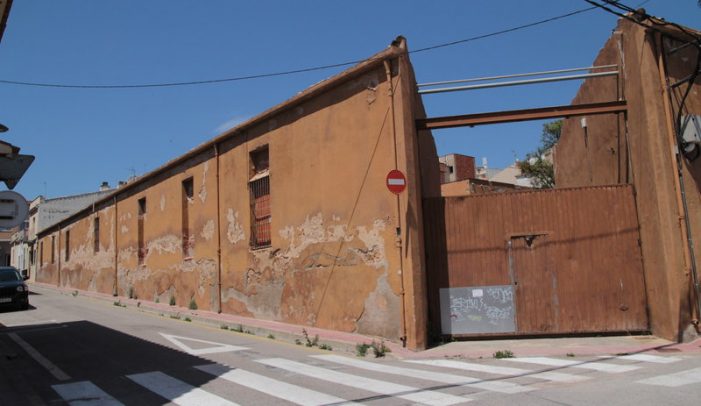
[386,169,407,194]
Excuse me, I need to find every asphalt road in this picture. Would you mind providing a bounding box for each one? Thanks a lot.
[1,287,700,405]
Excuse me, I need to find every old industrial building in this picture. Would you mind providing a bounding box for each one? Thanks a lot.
[35,12,701,349]
[36,38,433,350]
[556,15,701,341]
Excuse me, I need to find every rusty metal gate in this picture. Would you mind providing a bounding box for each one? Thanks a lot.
[424,185,649,337]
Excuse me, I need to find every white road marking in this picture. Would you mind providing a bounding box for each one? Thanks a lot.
[52,381,123,406]
[315,354,531,394]
[637,367,701,387]
[3,319,59,327]
[159,333,247,355]
[196,363,356,406]
[259,357,471,405]
[599,354,682,364]
[504,357,640,373]
[408,359,588,383]
[127,371,238,406]
[7,332,70,381]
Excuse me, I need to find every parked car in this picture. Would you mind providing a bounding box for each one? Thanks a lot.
[0,266,29,310]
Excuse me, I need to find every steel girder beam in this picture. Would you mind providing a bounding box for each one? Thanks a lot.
[416,100,627,130]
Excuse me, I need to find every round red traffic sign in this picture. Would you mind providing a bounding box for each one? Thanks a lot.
[386,169,407,194]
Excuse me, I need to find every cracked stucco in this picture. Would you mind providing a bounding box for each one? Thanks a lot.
[226,209,245,245]
[199,162,209,203]
[225,213,390,322]
[145,235,181,259]
[201,219,215,241]
[356,272,400,337]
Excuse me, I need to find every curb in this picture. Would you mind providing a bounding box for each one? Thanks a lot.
[30,282,409,359]
[28,283,701,360]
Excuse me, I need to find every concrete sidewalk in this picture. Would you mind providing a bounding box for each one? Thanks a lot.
[31,282,701,360]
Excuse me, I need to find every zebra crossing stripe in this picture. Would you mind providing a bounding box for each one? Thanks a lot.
[504,357,640,373]
[127,371,238,406]
[258,357,471,406]
[195,363,357,406]
[637,367,701,387]
[408,359,588,383]
[601,354,682,364]
[315,354,531,394]
[52,381,123,406]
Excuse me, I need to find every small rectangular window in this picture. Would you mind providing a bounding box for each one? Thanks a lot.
[249,147,271,249]
[138,197,147,217]
[183,177,194,200]
[182,178,194,257]
[39,242,43,267]
[51,236,55,264]
[65,230,70,261]
[138,197,146,264]
[94,217,100,253]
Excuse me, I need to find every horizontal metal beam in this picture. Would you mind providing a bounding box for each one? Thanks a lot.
[416,100,627,130]
[419,71,619,95]
[417,65,618,88]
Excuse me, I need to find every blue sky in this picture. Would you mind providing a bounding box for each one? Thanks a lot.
[1,1,699,200]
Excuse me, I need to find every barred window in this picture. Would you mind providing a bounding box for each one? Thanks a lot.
[94,217,100,253]
[65,230,70,262]
[182,178,194,258]
[138,197,146,265]
[249,147,270,249]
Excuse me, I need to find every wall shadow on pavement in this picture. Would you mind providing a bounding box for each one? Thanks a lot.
[0,320,226,405]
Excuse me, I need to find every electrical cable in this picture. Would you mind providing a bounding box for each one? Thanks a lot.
[601,0,699,40]
[409,6,596,54]
[584,0,701,44]
[0,6,598,90]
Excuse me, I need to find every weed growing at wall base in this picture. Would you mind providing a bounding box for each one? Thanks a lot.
[370,340,390,358]
[356,343,370,357]
[493,350,514,359]
[302,329,319,348]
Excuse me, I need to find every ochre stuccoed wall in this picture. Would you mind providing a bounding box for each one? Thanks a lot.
[556,19,701,340]
[58,206,116,295]
[35,39,431,349]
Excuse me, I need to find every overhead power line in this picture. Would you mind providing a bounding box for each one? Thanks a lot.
[583,0,701,43]
[410,6,596,54]
[0,6,597,90]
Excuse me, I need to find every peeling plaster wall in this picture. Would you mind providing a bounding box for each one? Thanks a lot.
[115,157,220,310]
[34,41,432,349]
[217,64,405,340]
[57,206,116,294]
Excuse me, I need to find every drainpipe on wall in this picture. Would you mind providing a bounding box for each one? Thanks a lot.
[57,226,61,288]
[114,195,118,297]
[385,59,408,347]
[215,143,223,314]
[655,33,701,332]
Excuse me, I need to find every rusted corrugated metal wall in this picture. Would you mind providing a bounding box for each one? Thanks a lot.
[424,185,648,337]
